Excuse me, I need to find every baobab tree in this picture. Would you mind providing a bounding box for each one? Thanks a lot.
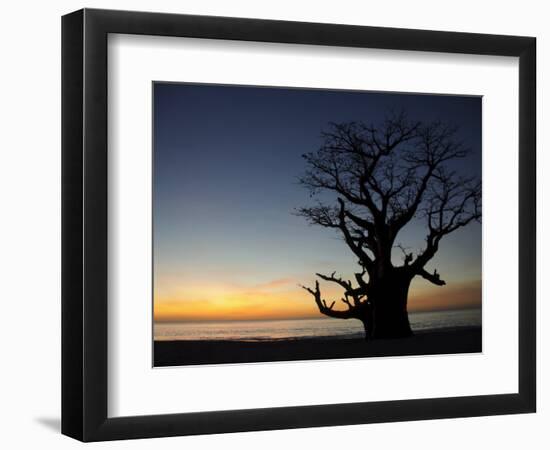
[298,112,481,340]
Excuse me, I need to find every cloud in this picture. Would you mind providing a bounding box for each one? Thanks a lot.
[251,277,296,290]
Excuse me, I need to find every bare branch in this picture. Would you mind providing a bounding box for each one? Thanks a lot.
[316,271,353,291]
[336,198,375,274]
[395,244,413,267]
[341,296,353,309]
[418,268,446,286]
[412,168,481,271]
[294,203,339,228]
[300,281,357,319]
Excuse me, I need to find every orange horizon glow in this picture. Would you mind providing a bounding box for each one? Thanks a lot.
[153,277,481,323]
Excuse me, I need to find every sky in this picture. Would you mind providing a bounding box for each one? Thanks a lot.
[153,83,482,322]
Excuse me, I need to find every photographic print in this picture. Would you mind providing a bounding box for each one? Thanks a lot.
[152,83,482,367]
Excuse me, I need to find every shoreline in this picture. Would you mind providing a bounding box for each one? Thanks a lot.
[154,325,482,367]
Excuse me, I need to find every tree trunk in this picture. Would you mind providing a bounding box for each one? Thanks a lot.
[363,273,413,339]
[370,299,412,338]
[360,317,371,341]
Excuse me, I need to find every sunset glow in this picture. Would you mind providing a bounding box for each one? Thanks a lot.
[154,278,481,322]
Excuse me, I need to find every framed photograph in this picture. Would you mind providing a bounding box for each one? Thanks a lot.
[62,8,536,441]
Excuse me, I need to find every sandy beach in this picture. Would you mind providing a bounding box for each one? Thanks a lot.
[154,326,481,367]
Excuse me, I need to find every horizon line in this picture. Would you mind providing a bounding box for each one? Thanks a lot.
[154,306,482,324]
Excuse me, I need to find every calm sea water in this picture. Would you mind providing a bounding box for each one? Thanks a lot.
[154,308,481,341]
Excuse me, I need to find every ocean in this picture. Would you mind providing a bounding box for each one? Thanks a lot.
[154,308,481,341]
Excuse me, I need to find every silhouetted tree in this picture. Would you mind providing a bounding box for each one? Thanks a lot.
[298,112,481,340]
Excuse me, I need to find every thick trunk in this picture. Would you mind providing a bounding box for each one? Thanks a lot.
[360,319,370,341]
[362,273,413,339]
[370,299,412,338]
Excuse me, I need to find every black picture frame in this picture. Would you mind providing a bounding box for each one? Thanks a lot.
[61,8,536,442]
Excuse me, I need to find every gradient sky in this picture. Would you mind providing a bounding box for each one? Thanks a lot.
[153,83,481,322]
